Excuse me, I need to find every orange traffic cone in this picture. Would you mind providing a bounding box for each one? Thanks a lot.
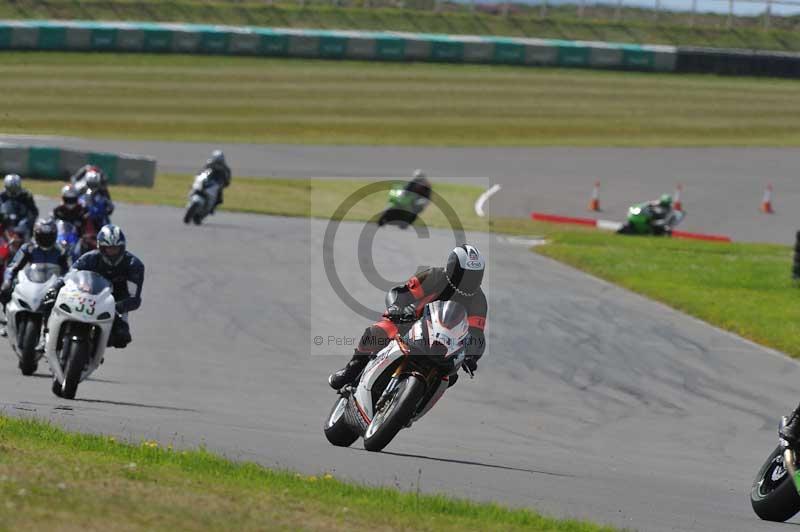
[761,183,774,214]
[588,181,601,212]
[673,184,683,211]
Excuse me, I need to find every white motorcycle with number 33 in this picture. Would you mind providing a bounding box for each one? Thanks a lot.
[45,270,116,399]
[324,300,471,452]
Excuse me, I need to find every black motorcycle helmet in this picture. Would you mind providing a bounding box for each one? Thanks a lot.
[444,244,485,297]
[33,218,57,250]
[61,185,80,208]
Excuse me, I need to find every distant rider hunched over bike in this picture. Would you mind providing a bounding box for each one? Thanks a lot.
[42,224,144,350]
[328,244,487,390]
[0,174,39,231]
[203,150,231,214]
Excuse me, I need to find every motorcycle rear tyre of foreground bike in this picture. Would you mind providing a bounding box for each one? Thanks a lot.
[61,339,90,400]
[323,396,360,447]
[18,316,39,376]
[751,445,800,522]
[363,375,425,452]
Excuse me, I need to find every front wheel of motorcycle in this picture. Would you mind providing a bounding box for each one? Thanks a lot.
[323,396,359,447]
[363,375,425,452]
[183,200,201,225]
[18,316,40,376]
[751,445,800,522]
[61,339,90,400]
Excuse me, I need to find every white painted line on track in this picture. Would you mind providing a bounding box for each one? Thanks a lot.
[498,235,547,247]
[474,184,501,218]
[597,219,623,232]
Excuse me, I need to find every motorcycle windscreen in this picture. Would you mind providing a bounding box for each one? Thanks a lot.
[24,263,62,283]
[424,301,469,358]
[64,270,111,295]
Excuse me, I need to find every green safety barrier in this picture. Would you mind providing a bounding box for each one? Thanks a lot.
[0,144,156,187]
[0,20,679,73]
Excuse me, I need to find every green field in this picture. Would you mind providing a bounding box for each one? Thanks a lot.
[3,52,800,147]
[3,0,800,51]
[0,415,618,531]
[536,228,800,357]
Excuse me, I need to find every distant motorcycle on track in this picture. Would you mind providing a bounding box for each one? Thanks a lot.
[617,202,684,237]
[324,300,472,452]
[377,176,431,229]
[183,170,221,225]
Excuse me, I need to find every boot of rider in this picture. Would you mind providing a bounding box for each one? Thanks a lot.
[328,350,370,390]
[781,402,800,443]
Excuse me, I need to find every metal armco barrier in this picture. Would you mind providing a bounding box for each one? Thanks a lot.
[2,20,795,77]
[0,20,678,73]
[0,143,156,187]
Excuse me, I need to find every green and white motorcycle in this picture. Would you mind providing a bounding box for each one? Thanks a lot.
[377,175,431,228]
[616,202,684,237]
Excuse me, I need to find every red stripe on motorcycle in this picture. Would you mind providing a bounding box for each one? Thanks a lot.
[355,400,371,424]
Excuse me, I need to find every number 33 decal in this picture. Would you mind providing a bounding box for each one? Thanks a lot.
[75,296,96,316]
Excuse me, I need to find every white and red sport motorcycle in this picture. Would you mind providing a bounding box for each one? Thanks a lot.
[324,300,471,452]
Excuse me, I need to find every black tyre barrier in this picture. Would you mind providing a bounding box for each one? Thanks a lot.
[677,47,800,79]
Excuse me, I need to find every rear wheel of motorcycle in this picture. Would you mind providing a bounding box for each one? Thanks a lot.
[751,445,800,522]
[18,317,39,376]
[323,396,359,447]
[61,340,89,400]
[363,375,425,452]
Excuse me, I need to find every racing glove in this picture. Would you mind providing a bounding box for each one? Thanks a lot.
[385,303,416,323]
[41,284,62,313]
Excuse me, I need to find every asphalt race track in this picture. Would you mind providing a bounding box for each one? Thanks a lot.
[1,201,800,531]
[4,135,800,243]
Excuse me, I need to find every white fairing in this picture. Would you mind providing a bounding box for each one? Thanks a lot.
[354,341,404,422]
[353,300,470,426]
[6,264,61,358]
[189,170,220,214]
[44,270,115,385]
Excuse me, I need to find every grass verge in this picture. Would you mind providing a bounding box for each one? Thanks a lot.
[3,52,800,147]
[2,0,800,51]
[0,415,618,531]
[536,228,800,357]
